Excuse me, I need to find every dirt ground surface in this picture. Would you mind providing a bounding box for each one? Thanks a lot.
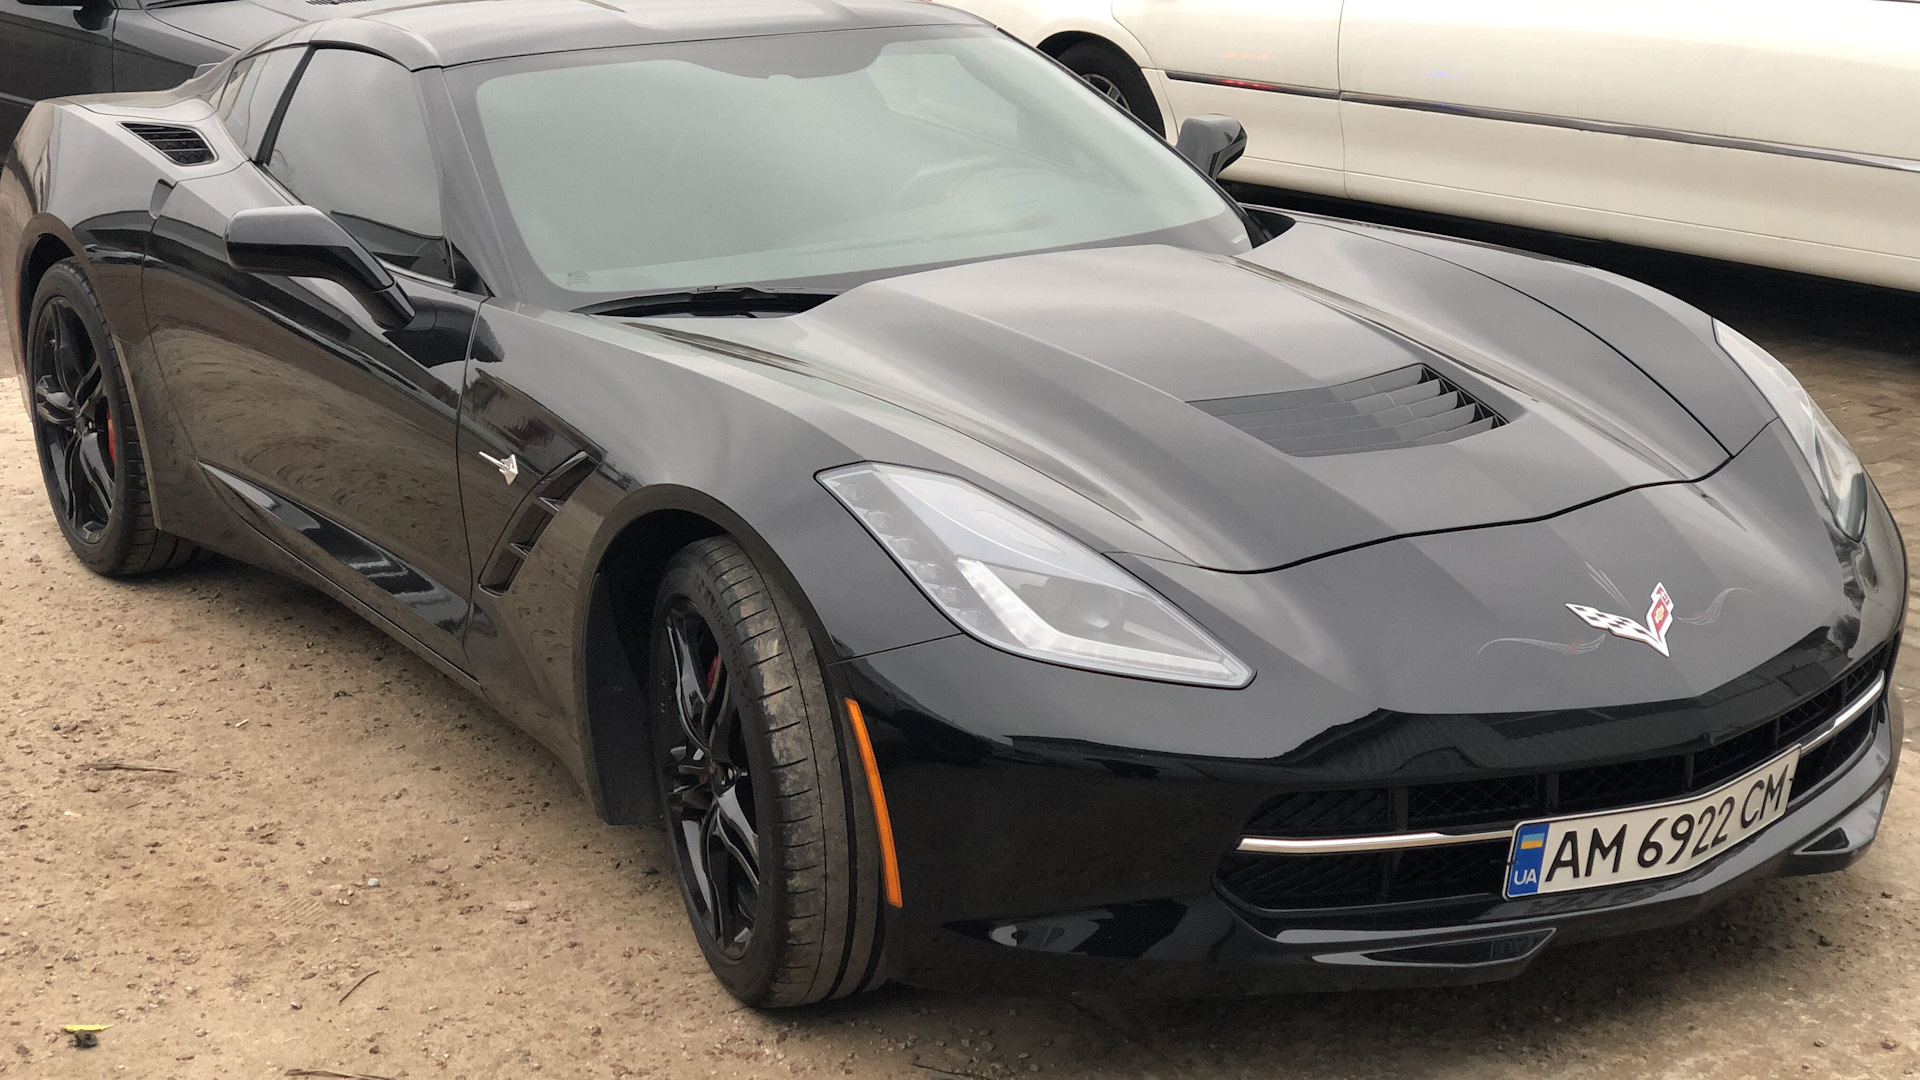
[5,230,1920,1080]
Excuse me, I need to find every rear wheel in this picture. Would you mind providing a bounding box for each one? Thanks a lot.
[649,537,887,1007]
[25,260,200,576]
[1056,40,1165,136]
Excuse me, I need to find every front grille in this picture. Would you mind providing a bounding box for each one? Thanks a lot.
[1242,787,1390,837]
[1409,774,1538,826]
[122,123,214,165]
[1217,841,1513,910]
[1220,647,1889,912]
[1192,364,1503,457]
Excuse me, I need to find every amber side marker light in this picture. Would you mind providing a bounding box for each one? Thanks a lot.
[845,699,904,908]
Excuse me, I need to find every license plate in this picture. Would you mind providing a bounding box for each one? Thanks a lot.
[1504,748,1799,898]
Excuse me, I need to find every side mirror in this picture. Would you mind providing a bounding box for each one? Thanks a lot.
[224,206,416,329]
[1175,114,1248,180]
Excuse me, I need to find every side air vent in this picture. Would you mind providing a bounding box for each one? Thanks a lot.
[1192,364,1504,457]
[123,123,215,166]
[478,452,598,595]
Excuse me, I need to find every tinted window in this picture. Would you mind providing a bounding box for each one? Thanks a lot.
[215,47,304,160]
[455,27,1246,305]
[264,48,449,280]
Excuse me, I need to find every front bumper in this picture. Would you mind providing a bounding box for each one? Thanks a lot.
[829,428,1906,994]
[866,688,1899,995]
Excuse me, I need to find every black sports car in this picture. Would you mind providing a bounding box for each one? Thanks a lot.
[1,0,1903,1007]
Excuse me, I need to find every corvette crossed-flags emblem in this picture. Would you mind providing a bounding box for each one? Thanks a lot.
[1567,581,1676,657]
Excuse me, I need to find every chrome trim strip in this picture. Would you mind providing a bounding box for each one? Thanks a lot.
[1166,72,1920,176]
[1235,672,1887,856]
[1237,829,1513,855]
[1798,672,1886,753]
[1342,93,1920,176]
[1165,70,1339,101]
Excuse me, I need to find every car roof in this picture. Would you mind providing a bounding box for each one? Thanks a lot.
[279,0,988,70]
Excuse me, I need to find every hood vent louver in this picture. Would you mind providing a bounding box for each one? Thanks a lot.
[1192,364,1504,457]
[122,123,215,166]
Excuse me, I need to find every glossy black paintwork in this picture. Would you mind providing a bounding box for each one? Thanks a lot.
[1,0,1905,994]
[694,231,1732,572]
[865,715,1900,993]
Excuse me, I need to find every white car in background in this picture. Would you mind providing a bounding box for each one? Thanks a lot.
[946,0,1920,291]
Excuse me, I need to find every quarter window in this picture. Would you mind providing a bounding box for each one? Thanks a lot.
[214,47,304,160]
[262,48,450,280]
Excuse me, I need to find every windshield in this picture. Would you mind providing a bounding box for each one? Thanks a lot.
[450,25,1251,308]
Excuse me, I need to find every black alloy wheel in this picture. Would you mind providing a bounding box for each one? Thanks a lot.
[648,536,889,1007]
[32,294,115,544]
[1056,40,1166,136]
[660,601,762,959]
[25,260,201,575]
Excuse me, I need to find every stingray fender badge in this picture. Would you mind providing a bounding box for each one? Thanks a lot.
[1567,582,1675,657]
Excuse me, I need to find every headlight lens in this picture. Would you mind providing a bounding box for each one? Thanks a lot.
[820,463,1253,687]
[1714,320,1868,539]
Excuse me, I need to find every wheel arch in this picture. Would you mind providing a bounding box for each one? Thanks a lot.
[1032,21,1157,69]
[1028,25,1172,136]
[577,487,851,826]
[17,232,75,340]
[8,222,82,391]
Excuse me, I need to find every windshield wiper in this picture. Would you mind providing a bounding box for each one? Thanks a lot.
[580,286,839,319]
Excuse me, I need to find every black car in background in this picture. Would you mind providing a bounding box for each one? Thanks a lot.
[0,0,323,146]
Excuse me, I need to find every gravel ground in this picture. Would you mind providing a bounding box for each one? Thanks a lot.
[4,238,1920,1080]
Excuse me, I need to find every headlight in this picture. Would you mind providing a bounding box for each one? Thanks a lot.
[1714,320,1868,539]
[820,463,1253,687]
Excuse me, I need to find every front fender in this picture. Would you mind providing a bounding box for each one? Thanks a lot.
[456,302,977,799]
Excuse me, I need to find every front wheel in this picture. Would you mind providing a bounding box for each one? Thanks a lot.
[1056,40,1165,136]
[649,536,888,1007]
[25,260,201,576]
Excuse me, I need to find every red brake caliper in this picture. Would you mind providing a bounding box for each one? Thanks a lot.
[706,655,721,692]
[104,408,116,465]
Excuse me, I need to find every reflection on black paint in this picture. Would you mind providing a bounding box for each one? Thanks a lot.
[204,463,469,633]
[954,899,1191,958]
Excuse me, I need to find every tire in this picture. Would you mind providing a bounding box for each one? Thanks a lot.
[23,260,201,576]
[648,537,887,1007]
[1056,40,1165,136]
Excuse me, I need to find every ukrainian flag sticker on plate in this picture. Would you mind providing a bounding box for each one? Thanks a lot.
[1507,823,1551,896]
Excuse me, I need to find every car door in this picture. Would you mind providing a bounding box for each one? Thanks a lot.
[1338,0,1920,287]
[1109,0,1344,195]
[0,0,115,148]
[144,45,483,659]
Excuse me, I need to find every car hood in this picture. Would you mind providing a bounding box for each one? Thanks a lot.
[639,221,1740,572]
